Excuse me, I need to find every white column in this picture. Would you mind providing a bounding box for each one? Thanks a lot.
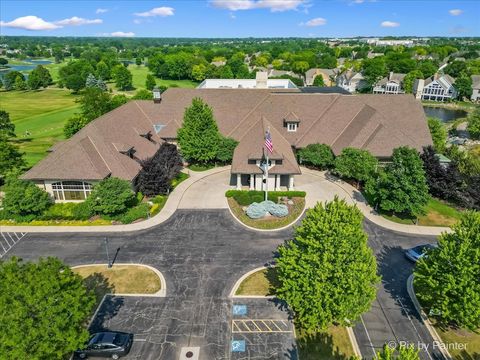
[289,175,295,190]
[249,174,254,190]
[236,174,241,190]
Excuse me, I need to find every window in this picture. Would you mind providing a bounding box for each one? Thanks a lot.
[287,123,297,132]
[276,160,283,165]
[52,181,93,201]
[248,159,257,165]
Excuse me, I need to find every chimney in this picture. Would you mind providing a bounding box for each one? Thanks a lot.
[256,71,268,89]
[152,87,161,104]
[389,71,393,80]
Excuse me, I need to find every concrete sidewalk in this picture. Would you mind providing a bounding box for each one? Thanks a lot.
[299,167,450,236]
[0,166,231,233]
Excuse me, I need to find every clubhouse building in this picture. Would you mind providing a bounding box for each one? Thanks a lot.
[22,88,432,201]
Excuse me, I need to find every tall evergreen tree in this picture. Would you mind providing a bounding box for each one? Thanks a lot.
[177,98,221,163]
[0,110,15,138]
[145,74,156,90]
[275,197,380,331]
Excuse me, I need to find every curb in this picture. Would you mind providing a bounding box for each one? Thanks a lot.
[347,326,362,358]
[229,266,275,298]
[72,263,167,297]
[406,274,451,360]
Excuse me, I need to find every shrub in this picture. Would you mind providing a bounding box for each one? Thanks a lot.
[334,147,378,184]
[2,177,52,216]
[117,203,150,224]
[85,177,135,215]
[71,201,93,220]
[297,144,335,170]
[226,190,306,205]
[246,202,268,219]
[40,203,79,220]
[266,202,289,217]
[63,115,89,138]
[216,137,238,163]
[151,195,167,204]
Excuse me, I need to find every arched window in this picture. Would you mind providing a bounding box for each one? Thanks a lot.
[51,181,93,201]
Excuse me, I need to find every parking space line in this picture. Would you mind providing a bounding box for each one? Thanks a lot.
[232,319,292,333]
[0,232,27,259]
[360,315,377,360]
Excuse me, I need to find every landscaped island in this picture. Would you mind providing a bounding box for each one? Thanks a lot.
[226,190,306,229]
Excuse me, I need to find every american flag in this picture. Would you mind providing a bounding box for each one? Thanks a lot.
[265,129,273,153]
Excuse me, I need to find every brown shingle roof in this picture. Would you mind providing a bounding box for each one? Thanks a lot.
[24,88,432,181]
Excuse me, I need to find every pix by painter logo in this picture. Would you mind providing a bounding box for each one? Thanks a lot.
[386,340,467,351]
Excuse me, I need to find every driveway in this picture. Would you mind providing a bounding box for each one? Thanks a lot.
[178,169,231,209]
[6,210,443,360]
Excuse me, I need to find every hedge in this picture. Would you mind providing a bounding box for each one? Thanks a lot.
[225,190,306,206]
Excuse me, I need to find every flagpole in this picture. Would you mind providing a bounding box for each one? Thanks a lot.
[265,151,269,202]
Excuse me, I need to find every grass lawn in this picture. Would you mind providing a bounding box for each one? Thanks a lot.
[380,198,463,227]
[434,325,480,360]
[228,197,305,230]
[0,88,80,166]
[110,65,198,95]
[188,163,216,172]
[235,268,355,360]
[73,265,161,295]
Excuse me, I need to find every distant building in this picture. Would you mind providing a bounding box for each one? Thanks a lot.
[373,72,406,94]
[305,68,337,86]
[267,69,300,80]
[336,70,369,93]
[414,74,457,102]
[471,75,480,102]
[210,60,226,67]
[197,71,297,89]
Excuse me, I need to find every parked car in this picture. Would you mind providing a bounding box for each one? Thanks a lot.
[75,331,134,359]
[405,244,437,263]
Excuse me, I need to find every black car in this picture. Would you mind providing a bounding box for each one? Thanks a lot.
[75,331,133,359]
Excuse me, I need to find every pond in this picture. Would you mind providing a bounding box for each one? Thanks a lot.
[423,106,468,123]
[0,58,53,78]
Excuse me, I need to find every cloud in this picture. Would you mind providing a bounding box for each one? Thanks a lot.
[55,16,102,26]
[96,8,108,14]
[134,7,174,17]
[450,25,468,34]
[381,20,400,28]
[0,15,60,30]
[210,0,307,12]
[302,17,326,27]
[110,31,135,37]
[449,9,463,16]
[352,0,364,3]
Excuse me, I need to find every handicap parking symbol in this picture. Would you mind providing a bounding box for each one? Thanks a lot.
[232,304,247,316]
[231,340,246,352]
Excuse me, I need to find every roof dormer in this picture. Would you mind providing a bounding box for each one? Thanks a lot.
[283,111,300,132]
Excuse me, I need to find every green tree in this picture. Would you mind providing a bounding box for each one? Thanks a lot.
[216,137,238,163]
[362,57,387,87]
[132,89,153,100]
[2,176,51,216]
[312,75,325,86]
[14,75,27,91]
[0,137,25,178]
[135,57,142,66]
[0,57,8,65]
[177,98,221,163]
[79,87,114,121]
[0,257,95,359]
[28,65,52,90]
[376,344,420,360]
[365,146,429,217]
[414,211,480,330]
[112,64,133,90]
[58,59,94,93]
[292,61,310,75]
[403,70,423,94]
[2,71,24,91]
[145,73,156,90]
[63,115,89,138]
[427,117,447,152]
[455,73,473,100]
[85,177,135,215]
[0,110,15,138]
[467,107,480,140]
[297,143,335,170]
[444,60,467,78]
[95,60,110,80]
[334,148,378,185]
[191,64,207,82]
[275,197,379,331]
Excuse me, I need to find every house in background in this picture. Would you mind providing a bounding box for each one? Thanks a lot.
[23,88,433,201]
[305,68,337,86]
[414,74,457,102]
[471,75,480,102]
[373,72,406,94]
[336,70,369,93]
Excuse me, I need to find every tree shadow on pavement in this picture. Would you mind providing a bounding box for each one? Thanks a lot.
[376,244,421,321]
[88,294,125,332]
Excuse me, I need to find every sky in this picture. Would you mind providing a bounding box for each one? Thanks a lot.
[0,0,479,38]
